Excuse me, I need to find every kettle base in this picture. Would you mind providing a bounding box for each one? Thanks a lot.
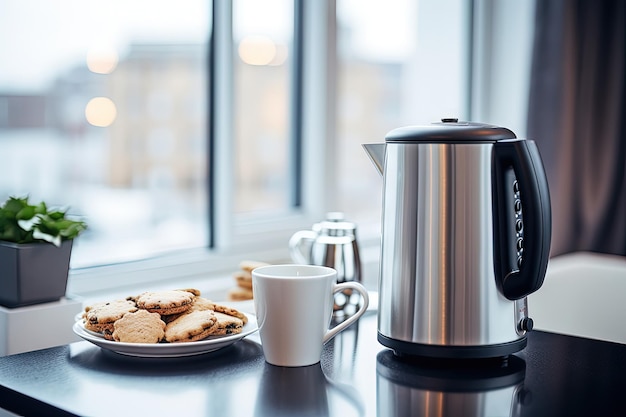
[378,333,527,360]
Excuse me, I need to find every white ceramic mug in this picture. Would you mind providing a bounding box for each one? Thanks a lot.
[252,264,369,367]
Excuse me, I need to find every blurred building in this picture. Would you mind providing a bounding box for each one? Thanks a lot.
[105,44,206,192]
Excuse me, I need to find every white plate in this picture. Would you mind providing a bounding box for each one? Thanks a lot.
[73,313,258,358]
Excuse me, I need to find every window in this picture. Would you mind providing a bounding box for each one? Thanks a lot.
[0,0,535,296]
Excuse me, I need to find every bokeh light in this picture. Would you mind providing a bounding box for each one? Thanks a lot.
[238,35,277,66]
[85,97,117,127]
[86,43,119,74]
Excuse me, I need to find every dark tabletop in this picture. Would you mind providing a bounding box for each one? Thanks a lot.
[1,310,626,417]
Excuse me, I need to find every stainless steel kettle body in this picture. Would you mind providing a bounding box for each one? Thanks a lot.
[364,120,551,359]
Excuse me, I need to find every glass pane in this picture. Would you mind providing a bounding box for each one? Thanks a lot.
[233,0,294,214]
[0,1,211,267]
[336,0,468,234]
[335,0,416,231]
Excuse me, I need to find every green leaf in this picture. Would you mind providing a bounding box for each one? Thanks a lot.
[36,218,61,236]
[34,202,47,215]
[17,217,39,232]
[48,210,66,221]
[59,221,87,239]
[0,196,87,245]
[16,206,36,221]
[33,229,61,247]
[3,197,27,215]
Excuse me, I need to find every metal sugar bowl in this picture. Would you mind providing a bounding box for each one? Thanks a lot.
[289,212,363,316]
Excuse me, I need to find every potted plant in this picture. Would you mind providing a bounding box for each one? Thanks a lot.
[0,196,87,308]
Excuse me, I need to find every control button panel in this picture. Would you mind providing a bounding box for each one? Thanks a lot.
[513,179,524,270]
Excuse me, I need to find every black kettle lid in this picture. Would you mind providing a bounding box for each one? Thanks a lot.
[385,119,517,143]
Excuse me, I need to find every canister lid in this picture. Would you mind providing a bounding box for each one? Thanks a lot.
[313,212,357,237]
[385,119,517,143]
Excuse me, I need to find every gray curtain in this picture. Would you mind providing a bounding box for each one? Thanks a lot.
[527,0,626,257]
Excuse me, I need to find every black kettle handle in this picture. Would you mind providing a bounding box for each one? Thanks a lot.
[493,139,551,300]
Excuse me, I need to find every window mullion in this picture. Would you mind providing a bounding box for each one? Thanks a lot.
[211,0,235,249]
[301,0,336,217]
[290,0,305,208]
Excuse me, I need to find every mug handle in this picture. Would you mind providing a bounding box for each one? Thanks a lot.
[323,282,370,344]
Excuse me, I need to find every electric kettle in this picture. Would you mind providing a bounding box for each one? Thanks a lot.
[363,119,551,359]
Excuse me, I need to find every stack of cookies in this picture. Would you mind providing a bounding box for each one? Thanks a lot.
[82,288,248,344]
[227,260,269,301]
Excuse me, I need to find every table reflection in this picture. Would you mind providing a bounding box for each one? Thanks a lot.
[376,351,530,417]
[254,363,330,416]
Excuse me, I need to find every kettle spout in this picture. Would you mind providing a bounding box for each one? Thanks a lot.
[362,143,386,176]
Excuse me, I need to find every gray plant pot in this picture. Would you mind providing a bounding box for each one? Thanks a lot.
[0,240,73,308]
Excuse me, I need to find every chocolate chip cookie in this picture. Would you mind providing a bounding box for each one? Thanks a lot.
[112,310,166,343]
